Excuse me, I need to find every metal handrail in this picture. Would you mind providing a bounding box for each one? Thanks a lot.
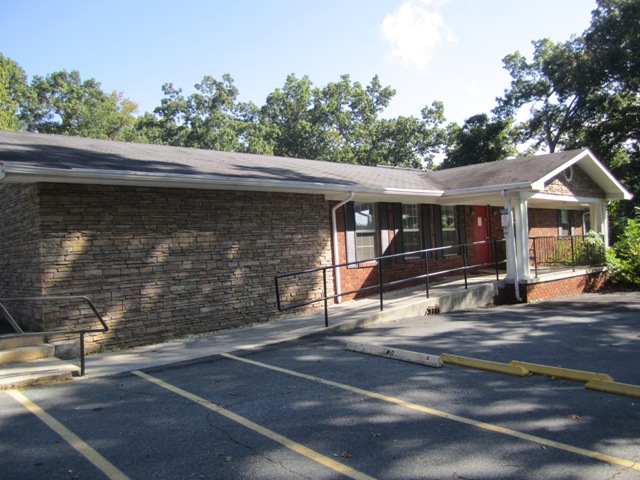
[275,239,507,327]
[0,296,109,376]
[529,234,605,276]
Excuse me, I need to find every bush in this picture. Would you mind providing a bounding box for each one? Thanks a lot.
[577,230,606,266]
[607,210,640,285]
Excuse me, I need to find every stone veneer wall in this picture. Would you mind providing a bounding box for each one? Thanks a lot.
[1,183,333,351]
[0,184,45,331]
[543,165,606,198]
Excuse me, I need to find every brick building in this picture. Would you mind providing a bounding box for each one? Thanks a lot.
[0,131,632,351]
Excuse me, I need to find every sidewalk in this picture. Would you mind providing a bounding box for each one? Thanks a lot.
[81,274,501,378]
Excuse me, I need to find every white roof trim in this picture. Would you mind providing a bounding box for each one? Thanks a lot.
[441,182,535,197]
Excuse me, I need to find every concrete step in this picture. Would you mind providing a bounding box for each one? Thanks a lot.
[0,358,80,390]
[0,334,47,350]
[0,344,55,365]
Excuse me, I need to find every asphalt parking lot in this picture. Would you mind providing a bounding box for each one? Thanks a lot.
[1,292,639,479]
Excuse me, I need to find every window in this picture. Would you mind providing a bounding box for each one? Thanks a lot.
[440,205,458,250]
[559,209,572,236]
[354,202,377,261]
[402,204,421,255]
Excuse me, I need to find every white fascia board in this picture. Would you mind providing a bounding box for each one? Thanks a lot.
[0,164,444,201]
[530,193,608,204]
[441,182,535,198]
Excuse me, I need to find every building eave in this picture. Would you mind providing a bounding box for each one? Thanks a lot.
[0,164,444,201]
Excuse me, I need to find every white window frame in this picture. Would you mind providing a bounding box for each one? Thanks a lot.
[354,202,377,261]
[402,204,421,256]
[440,205,458,252]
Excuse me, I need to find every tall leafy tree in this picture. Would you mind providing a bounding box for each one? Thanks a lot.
[259,74,327,160]
[24,70,138,140]
[493,37,591,153]
[260,74,443,168]
[581,0,640,236]
[0,54,31,130]
[439,114,516,169]
[137,74,272,154]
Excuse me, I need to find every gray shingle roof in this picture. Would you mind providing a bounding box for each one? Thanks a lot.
[0,131,444,193]
[430,150,588,191]
[1,131,626,201]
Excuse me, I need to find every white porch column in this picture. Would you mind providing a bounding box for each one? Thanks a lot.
[513,195,532,280]
[590,201,609,247]
[503,198,517,282]
[503,191,531,290]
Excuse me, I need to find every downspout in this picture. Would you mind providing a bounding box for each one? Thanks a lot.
[501,190,522,302]
[331,192,355,303]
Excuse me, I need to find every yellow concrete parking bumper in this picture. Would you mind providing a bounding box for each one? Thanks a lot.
[441,353,530,376]
[585,379,640,398]
[509,361,613,383]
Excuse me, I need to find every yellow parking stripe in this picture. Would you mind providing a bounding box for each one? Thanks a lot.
[132,370,375,480]
[6,390,130,480]
[222,353,640,472]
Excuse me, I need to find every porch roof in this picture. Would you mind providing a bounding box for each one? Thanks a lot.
[0,131,632,204]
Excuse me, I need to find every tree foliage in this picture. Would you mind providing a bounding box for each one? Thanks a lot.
[439,113,516,169]
[14,69,139,140]
[135,72,445,168]
[0,54,30,131]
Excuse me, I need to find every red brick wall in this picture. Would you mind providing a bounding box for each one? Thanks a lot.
[498,272,608,303]
[528,208,585,238]
[334,203,479,300]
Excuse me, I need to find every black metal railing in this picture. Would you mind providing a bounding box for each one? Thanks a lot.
[275,239,507,327]
[530,234,606,277]
[0,296,109,376]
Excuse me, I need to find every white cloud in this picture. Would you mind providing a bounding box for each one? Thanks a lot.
[380,0,455,70]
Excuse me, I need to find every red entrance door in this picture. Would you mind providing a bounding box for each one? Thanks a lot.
[473,206,490,265]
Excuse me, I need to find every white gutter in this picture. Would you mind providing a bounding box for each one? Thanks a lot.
[441,182,534,197]
[331,192,355,303]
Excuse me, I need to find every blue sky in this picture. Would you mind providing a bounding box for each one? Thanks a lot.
[1,0,597,125]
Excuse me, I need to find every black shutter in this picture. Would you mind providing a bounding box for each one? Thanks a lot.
[434,204,444,260]
[421,205,433,259]
[393,203,405,263]
[457,205,467,254]
[345,202,357,266]
[379,203,391,264]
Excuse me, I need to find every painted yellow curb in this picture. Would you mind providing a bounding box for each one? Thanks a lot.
[586,379,640,398]
[441,353,530,377]
[510,361,614,383]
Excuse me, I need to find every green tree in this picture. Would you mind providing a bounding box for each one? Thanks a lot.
[136,74,272,154]
[0,54,31,130]
[439,113,516,169]
[581,0,640,237]
[493,37,591,154]
[259,74,325,160]
[24,70,138,140]
[260,74,443,168]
